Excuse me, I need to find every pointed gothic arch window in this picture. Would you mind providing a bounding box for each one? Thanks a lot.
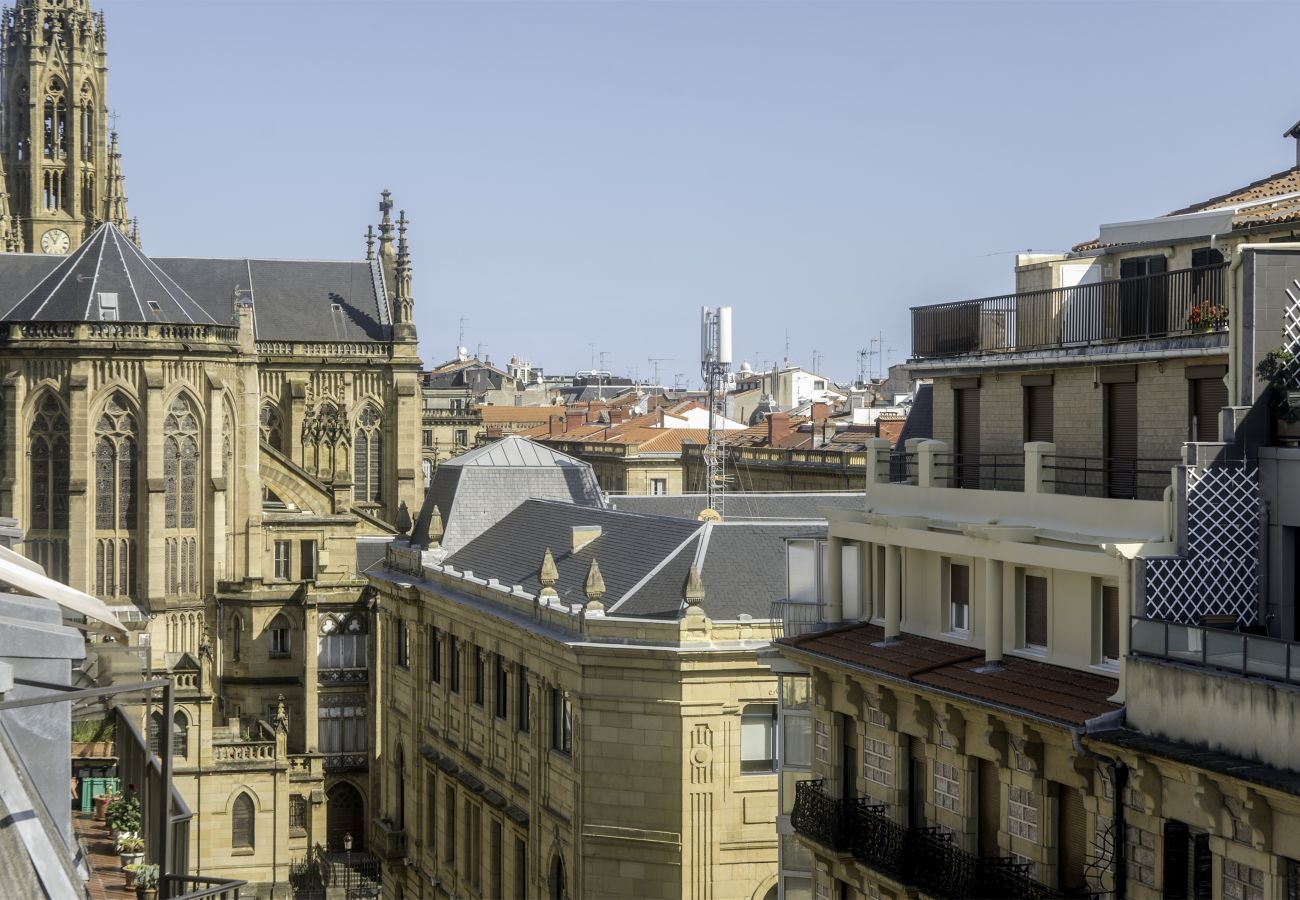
[12,81,27,161]
[42,77,65,160]
[164,395,201,596]
[28,393,69,582]
[259,403,283,451]
[353,404,382,504]
[232,792,255,849]
[93,393,138,598]
[79,82,93,161]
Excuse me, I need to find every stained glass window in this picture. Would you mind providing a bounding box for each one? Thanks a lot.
[163,396,201,595]
[94,393,137,532]
[28,393,68,532]
[353,404,382,503]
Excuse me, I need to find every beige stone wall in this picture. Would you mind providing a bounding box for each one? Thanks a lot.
[370,563,779,900]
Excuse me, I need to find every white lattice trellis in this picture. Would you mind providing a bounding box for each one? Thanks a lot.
[1144,464,1261,624]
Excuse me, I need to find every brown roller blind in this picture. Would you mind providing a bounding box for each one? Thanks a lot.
[1102,585,1120,661]
[1024,384,1054,443]
[978,759,1000,858]
[1024,575,1048,647]
[1106,381,1138,498]
[956,388,981,488]
[1058,784,1087,892]
[1191,377,1228,443]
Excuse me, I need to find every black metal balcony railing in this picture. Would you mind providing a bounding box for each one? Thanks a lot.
[911,263,1228,359]
[791,780,1083,900]
[1044,456,1180,501]
[936,452,1026,491]
[318,666,368,685]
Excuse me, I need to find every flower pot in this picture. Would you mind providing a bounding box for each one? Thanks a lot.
[136,889,158,900]
[93,795,110,820]
[1277,416,1300,445]
[120,851,144,870]
[124,869,139,889]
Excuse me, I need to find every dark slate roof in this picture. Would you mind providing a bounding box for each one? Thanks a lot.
[895,383,933,448]
[1,223,217,324]
[612,492,863,522]
[444,497,825,621]
[355,537,392,575]
[415,436,605,554]
[0,222,391,342]
[445,499,703,618]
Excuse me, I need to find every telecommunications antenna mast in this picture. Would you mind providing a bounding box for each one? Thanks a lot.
[700,306,733,514]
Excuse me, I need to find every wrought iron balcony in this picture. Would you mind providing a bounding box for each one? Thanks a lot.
[790,780,1083,899]
[770,600,828,638]
[911,262,1228,359]
[318,666,368,685]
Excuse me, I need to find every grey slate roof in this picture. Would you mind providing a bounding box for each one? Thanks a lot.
[415,436,605,554]
[896,383,933,448]
[443,497,826,621]
[0,222,391,343]
[613,492,864,522]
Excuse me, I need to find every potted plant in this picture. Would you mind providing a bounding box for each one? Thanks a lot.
[133,863,159,900]
[123,862,141,889]
[1187,303,1228,331]
[1257,348,1300,442]
[93,792,112,821]
[107,793,141,842]
[117,834,145,869]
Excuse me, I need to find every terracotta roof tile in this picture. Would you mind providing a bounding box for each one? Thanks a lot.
[779,622,1119,726]
[475,406,556,424]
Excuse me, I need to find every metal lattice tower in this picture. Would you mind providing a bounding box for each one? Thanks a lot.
[700,307,733,514]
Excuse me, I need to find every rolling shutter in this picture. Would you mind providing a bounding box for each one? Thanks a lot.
[1025,384,1053,443]
[1024,575,1048,647]
[1106,381,1138,498]
[1192,377,1228,443]
[956,387,981,488]
[1192,834,1213,900]
[1058,785,1087,893]
[978,759,1000,858]
[1102,585,1120,661]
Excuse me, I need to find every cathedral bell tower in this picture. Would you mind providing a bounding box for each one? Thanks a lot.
[0,0,126,255]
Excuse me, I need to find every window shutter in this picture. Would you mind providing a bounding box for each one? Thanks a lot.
[1058,785,1087,892]
[1106,382,1139,498]
[1102,586,1120,660]
[1024,576,1048,647]
[1193,834,1213,900]
[1192,377,1228,443]
[955,388,981,488]
[1025,384,1053,443]
[1162,820,1190,899]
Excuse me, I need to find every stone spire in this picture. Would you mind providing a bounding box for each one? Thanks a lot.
[684,563,705,608]
[377,189,396,293]
[105,130,130,233]
[392,209,417,341]
[365,224,376,261]
[584,559,606,613]
[538,548,559,600]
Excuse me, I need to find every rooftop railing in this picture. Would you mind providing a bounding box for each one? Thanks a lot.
[770,599,827,638]
[1130,617,1300,683]
[911,263,1228,359]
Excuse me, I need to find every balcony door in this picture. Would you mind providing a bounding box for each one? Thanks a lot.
[1118,255,1168,338]
[1105,380,1138,499]
[977,759,999,858]
[907,738,926,829]
[839,714,857,801]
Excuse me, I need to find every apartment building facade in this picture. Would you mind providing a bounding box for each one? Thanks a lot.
[772,131,1300,900]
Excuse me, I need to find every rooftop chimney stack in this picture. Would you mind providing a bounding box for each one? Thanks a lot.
[1287,119,1300,168]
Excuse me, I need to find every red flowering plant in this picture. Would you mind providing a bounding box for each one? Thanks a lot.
[1187,304,1228,329]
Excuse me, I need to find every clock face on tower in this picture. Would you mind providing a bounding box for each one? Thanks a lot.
[40,228,70,255]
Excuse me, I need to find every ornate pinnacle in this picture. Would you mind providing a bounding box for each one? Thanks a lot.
[584,559,606,611]
[539,548,559,597]
[394,500,412,537]
[397,210,410,265]
[365,224,375,260]
[684,563,705,608]
[428,504,444,545]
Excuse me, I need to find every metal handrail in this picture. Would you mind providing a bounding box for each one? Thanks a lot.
[1042,455,1178,501]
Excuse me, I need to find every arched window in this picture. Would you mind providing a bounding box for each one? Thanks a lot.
[550,854,567,900]
[42,78,66,159]
[353,404,382,503]
[28,393,69,582]
[259,403,282,451]
[12,81,27,161]
[79,83,93,161]
[223,404,235,578]
[269,614,291,657]
[232,792,255,849]
[164,396,201,596]
[94,393,138,599]
[148,710,164,755]
[229,614,243,661]
[172,711,189,759]
[394,742,405,828]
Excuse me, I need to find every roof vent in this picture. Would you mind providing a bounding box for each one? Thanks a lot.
[571,525,601,552]
[97,292,118,322]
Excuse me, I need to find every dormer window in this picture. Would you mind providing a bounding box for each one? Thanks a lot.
[98,292,118,321]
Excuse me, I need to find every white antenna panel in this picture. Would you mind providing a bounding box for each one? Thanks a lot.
[717,306,733,365]
[700,306,711,365]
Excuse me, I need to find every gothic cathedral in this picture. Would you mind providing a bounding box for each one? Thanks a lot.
[0,0,423,890]
[0,0,131,254]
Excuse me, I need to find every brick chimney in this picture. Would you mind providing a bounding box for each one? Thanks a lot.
[565,407,585,431]
[768,412,792,445]
[609,408,626,426]
[549,414,565,436]
[811,401,829,422]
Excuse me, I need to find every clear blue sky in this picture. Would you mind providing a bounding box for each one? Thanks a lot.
[109,0,1300,386]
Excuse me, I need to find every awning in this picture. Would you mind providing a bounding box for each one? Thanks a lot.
[0,546,128,637]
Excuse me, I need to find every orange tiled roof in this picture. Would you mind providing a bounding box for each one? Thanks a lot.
[475,406,555,424]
